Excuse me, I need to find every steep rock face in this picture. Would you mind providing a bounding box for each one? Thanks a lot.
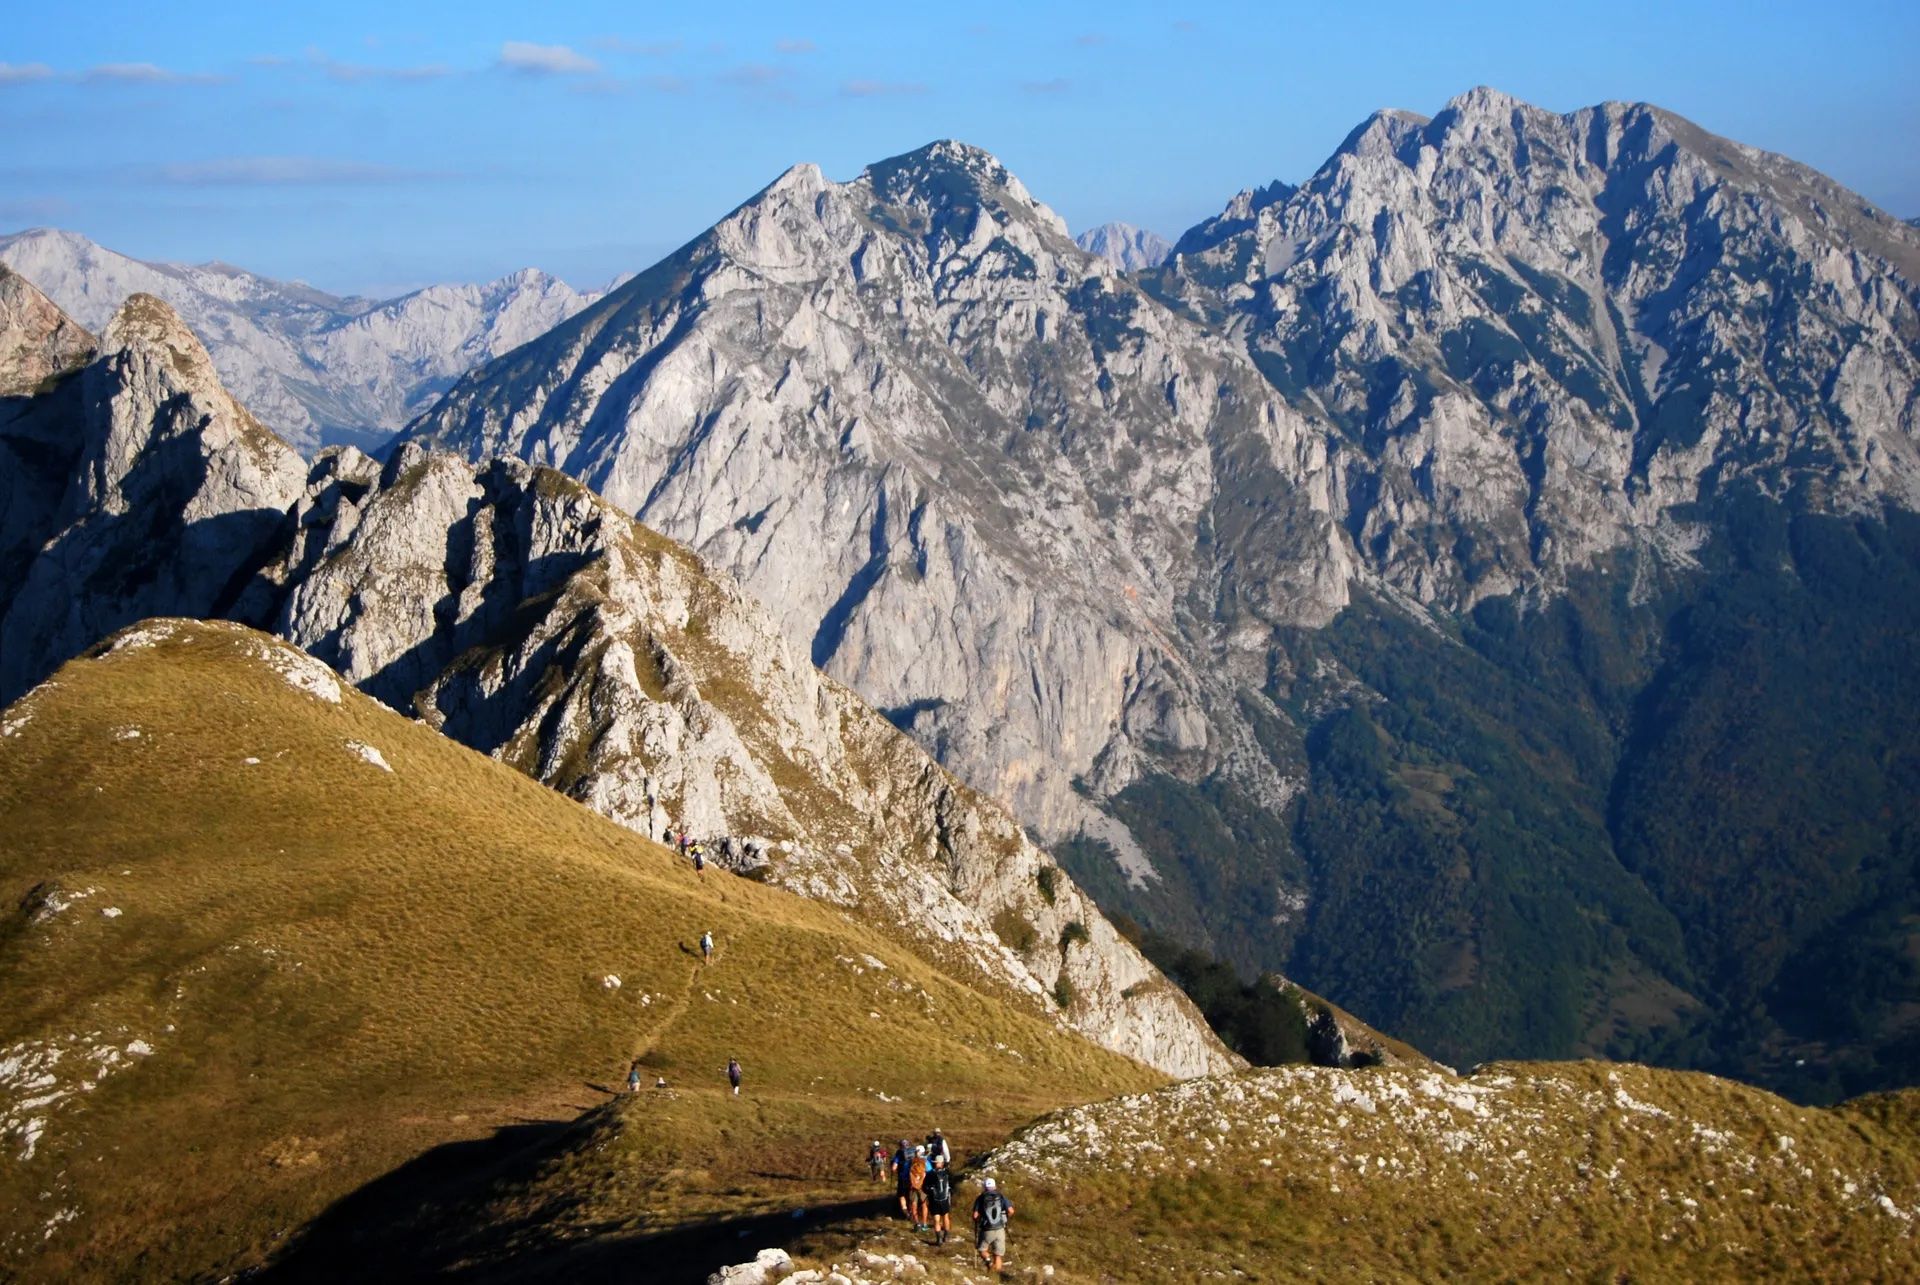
[0,265,95,396]
[404,140,1349,882]
[0,293,306,702]
[1152,88,1920,607]
[1075,221,1173,271]
[234,442,1237,1077]
[0,229,599,452]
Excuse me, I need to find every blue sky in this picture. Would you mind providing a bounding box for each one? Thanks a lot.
[4,0,1916,296]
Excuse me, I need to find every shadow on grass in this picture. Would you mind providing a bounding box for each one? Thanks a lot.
[255,1108,894,1284]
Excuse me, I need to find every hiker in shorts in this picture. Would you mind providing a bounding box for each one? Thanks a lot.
[626,1060,642,1093]
[890,1138,914,1218]
[906,1144,930,1229]
[700,930,714,964]
[726,1056,742,1095]
[924,1153,954,1245]
[867,1140,888,1183]
[972,1177,1013,1272]
[692,843,706,876]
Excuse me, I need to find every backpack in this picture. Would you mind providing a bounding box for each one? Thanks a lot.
[981,1192,1009,1228]
[908,1156,927,1189]
[925,1167,952,1203]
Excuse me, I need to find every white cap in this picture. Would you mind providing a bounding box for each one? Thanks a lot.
[982,1177,997,1190]
[915,1144,926,1155]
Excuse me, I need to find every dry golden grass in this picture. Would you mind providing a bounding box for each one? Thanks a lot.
[0,620,1156,1281]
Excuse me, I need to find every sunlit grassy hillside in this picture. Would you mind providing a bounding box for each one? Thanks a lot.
[0,619,1158,1281]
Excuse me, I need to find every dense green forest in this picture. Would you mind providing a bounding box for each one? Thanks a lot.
[1063,494,1920,1102]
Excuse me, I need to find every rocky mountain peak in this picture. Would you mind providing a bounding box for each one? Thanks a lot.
[0,264,95,395]
[1075,222,1174,272]
[100,292,218,382]
[860,139,1070,240]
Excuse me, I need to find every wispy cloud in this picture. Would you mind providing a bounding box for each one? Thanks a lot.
[842,79,927,98]
[302,48,450,82]
[775,38,817,55]
[148,156,452,187]
[497,42,601,76]
[1020,77,1071,95]
[592,36,681,56]
[0,62,56,83]
[1075,33,1108,47]
[83,62,229,85]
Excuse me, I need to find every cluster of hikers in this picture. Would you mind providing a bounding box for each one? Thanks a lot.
[866,1131,1015,1272]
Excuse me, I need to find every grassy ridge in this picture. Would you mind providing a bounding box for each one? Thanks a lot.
[0,620,1156,1280]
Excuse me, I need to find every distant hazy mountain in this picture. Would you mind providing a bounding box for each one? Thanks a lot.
[1075,221,1173,270]
[0,228,599,453]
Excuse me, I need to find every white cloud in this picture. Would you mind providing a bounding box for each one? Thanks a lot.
[83,62,227,85]
[0,62,55,83]
[497,41,600,76]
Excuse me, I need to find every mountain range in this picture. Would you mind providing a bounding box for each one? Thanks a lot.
[0,228,601,454]
[397,88,1920,1099]
[3,82,1920,1280]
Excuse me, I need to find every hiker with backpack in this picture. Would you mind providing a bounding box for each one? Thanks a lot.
[700,931,714,964]
[973,1177,1014,1272]
[867,1139,887,1183]
[692,843,706,876]
[906,1144,931,1230]
[626,1060,642,1094]
[924,1153,954,1245]
[926,1128,951,1167]
[890,1138,914,1219]
[726,1056,742,1095]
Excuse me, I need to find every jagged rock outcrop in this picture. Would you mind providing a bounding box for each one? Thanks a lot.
[1152,86,1920,607]
[0,228,600,452]
[235,441,1235,1076]
[0,265,95,396]
[1075,221,1173,271]
[0,292,306,701]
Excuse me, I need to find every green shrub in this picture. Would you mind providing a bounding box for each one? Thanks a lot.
[1053,975,1076,1009]
[1035,865,1058,905]
[992,909,1039,955]
[1059,920,1090,955]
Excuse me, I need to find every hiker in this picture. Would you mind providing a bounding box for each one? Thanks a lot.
[891,1138,914,1218]
[726,1056,742,1095]
[926,1128,951,1167]
[925,1153,954,1245]
[867,1139,887,1183]
[692,843,706,876]
[700,930,714,964]
[654,1075,668,1090]
[973,1177,1014,1272]
[626,1060,642,1094]
[677,829,688,855]
[907,1144,930,1230]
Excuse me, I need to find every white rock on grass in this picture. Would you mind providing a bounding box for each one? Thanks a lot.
[344,740,392,772]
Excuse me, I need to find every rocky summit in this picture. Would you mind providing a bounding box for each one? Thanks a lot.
[399,96,1920,1096]
[1074,221,1173,271]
